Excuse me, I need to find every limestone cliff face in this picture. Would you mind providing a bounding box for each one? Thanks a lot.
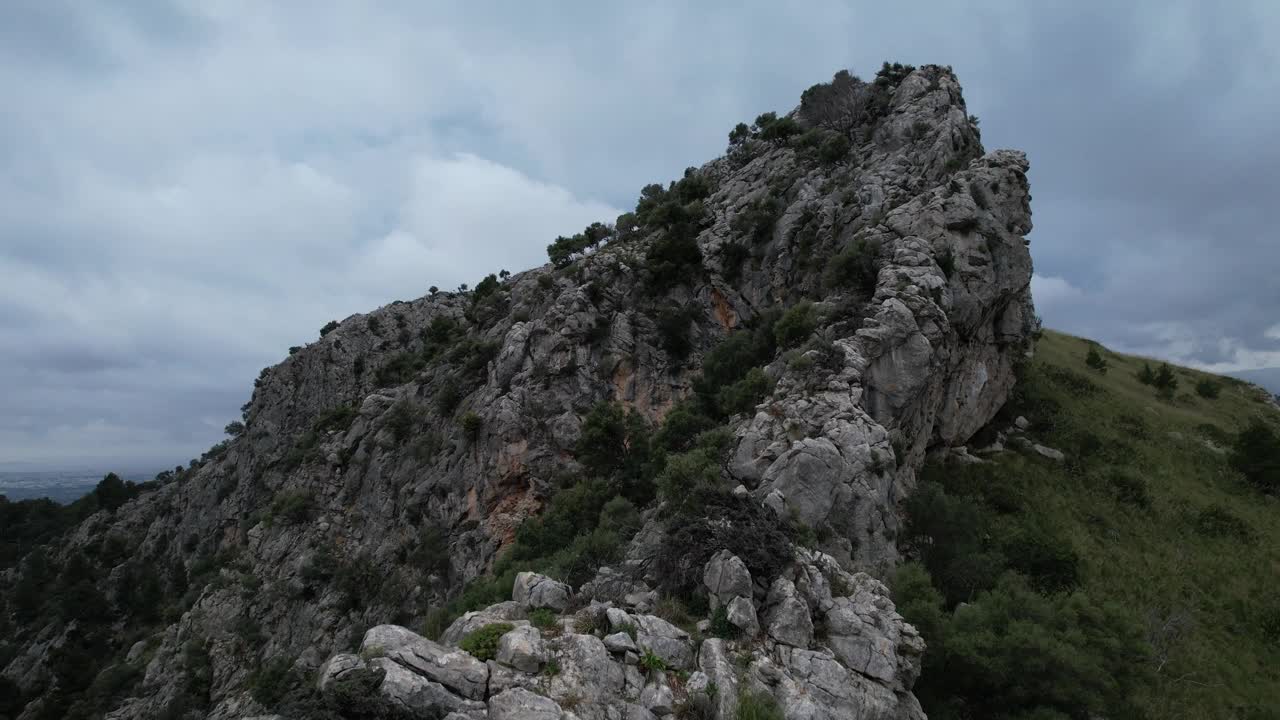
[1,65,1034,720]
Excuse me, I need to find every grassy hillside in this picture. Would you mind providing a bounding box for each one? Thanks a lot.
[896,330,1280,720]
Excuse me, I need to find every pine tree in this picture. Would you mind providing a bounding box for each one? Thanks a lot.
[1085,345,1109,374]
[1154,363,1178,399]
[1137,363,1156,385]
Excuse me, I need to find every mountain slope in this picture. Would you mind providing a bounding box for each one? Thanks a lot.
[894,330,1280,719]
[0,63,1037,720]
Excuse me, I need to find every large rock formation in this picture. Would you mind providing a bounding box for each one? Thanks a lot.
[0,63,1034,719]
[311,562,924,720]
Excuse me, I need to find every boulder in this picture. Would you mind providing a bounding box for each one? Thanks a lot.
[606,607,634,631]
[764,578,813,648]
[440,601,530,647]
[632,614,693,670]
[750,648,919,720]
[514,572,573,612]
[367,657,487,717]
[496,625,546,674]
[726,596,759,637]
[361,625,489,701]
[486,660,540,695]
[702,550,753,609]
[603,632,638,655]
[488,687,563,720]
[316,653,365,691]
[545,633,625,714]
[639,676,675,715]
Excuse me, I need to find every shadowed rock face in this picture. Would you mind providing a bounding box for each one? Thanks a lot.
[2,65,1033,719]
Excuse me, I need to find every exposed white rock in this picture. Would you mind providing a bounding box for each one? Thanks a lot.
[639,675,675,715]
[362,625,489,701]
[441,601,530,646]
[1032,443,1065,462]
[487,687,563,720]
[603,631,638,655]
[764,578,814,648]
[496,625,546,674]
[726,595,760,637]
[702,550,753,608]
[514,572,573,612]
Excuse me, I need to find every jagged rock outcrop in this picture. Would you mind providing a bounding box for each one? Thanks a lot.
[309,550,924,719]
[1,63,1033,720]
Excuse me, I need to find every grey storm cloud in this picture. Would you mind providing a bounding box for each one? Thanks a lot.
[1,1,1278,470]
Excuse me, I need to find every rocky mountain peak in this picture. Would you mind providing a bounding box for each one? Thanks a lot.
[1,63,1034,720]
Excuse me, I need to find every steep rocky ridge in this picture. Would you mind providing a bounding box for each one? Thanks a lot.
[1,64,1034,719]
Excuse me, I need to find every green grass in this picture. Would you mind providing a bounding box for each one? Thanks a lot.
[953,330,1280,718]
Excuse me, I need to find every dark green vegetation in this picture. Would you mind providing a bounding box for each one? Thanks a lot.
[893,331,1280,720]
[0,474,159,570]
[458,623,514,662]
[735,690,785,720]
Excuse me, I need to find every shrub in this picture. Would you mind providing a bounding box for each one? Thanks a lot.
[459,412,483,442]
[824,238,880,293]
[656,492,793,597]
[1230,420,1280,493]
[751,112,800,143]
[1106,471,1151,508]
[731,195,783,245]
[459,623,513,661]
[968,181,990,210]
[936,248,956,280]
[997,522,1081,594]
[799,69,879,139]
[319,320,339,337]
[818,132,852,163]
[1084,345,1109,374]
[576,402,655,504]
[249,657,296,708]
[645,228,704,291]
[224,421,245,437]
[694,317,779,405]
[408,526,450,579]
[384,399,420,444]
[270,490,314,525]
[528,608,557,630]
[658,447,725,507]
[639,649,667,673]
[899,571,1149,720]
[653,401,717,453]
[773,302,817,349]
[657,306,698,360]
[1153,363,1179,398]
[890,562,947,642]
[709,606,739,639]
[314,405,358,434]
[472,273,501,304]
[1194,379,1221,399]
[1192,505,1253,541]
[715,367,772,417]
[435,379,462,415]
[718,241,751,282]
[1137,363,1156,385]
[736,690,784,720]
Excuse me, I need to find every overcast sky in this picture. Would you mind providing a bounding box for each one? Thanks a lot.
[2,1,1277,472]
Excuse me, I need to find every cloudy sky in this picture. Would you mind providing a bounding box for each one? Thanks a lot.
[2,1,1277,471]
